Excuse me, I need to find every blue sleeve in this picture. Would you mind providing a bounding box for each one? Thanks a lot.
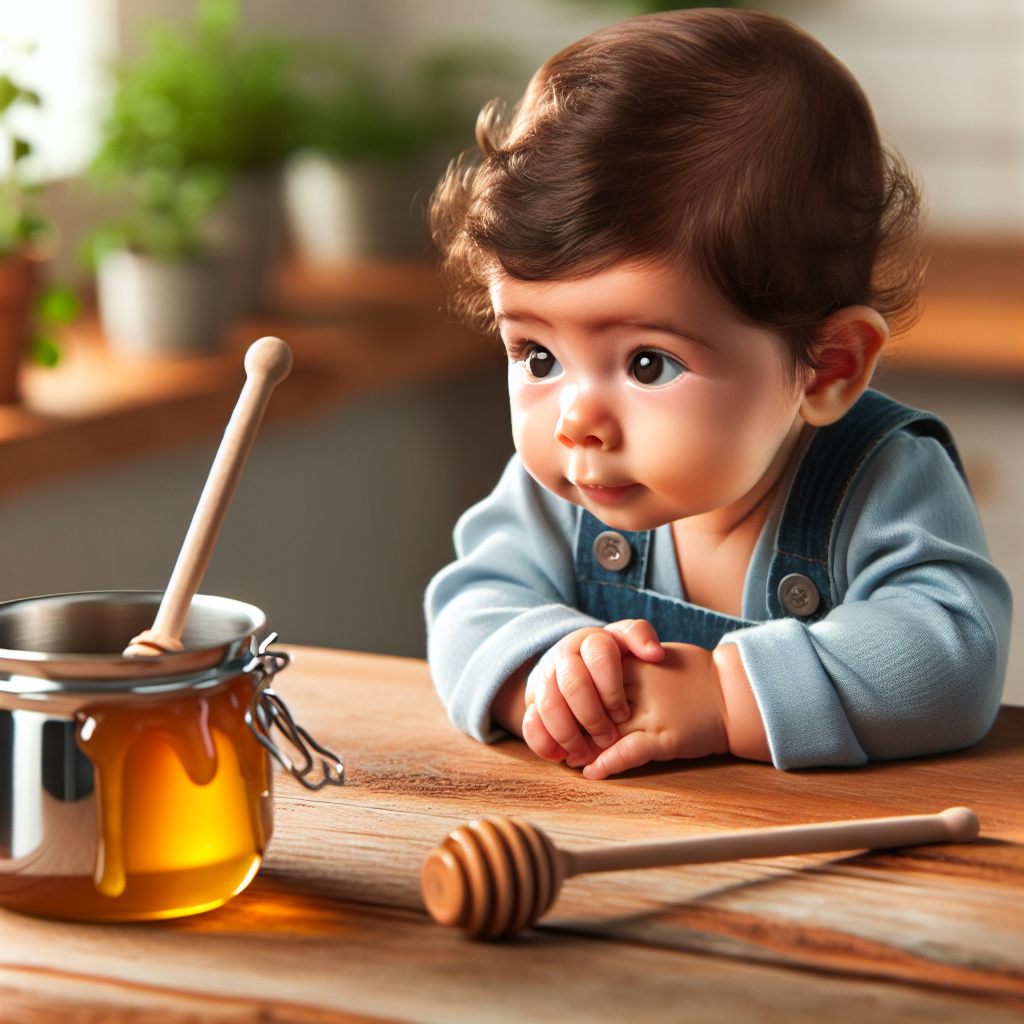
[724,433,1012,770]
[425,456,602,742]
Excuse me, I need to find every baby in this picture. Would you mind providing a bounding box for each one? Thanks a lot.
[425,9,1011,778]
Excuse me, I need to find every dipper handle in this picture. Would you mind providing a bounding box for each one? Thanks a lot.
[564,806,979,875]
[421,807,978,940]
[124,337,292,656]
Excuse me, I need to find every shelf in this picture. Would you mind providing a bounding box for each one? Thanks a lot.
[884,239,1023,374]
[3,261,501,501]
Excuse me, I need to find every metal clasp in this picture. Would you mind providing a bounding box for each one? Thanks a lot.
[244,634,344,790]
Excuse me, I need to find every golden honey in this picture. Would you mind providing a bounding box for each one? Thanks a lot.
[0,674,272,922]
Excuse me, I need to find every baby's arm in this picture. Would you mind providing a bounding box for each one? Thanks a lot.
[729,434,1011,769]
[427,458,603,742]
[584,434,1012,777]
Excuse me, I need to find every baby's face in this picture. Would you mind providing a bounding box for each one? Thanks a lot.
[491,260,807,532]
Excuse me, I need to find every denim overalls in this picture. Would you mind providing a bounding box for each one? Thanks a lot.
[574,389,963,647]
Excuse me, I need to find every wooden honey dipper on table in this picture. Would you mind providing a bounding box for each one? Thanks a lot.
[124,336,292,657]
[421,806,980,940]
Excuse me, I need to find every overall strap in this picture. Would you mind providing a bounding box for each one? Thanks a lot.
[574,511,752,649]
[576,511,651,592]
[765,388,963,621]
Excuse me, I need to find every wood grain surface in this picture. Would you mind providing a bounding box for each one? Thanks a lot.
[1,646,1020,1023]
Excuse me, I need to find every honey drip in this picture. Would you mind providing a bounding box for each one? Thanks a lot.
[1,673,273,921]
[78,673,269,901]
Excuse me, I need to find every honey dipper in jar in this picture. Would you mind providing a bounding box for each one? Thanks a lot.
[0,334,344,923]
[124,336,293,657]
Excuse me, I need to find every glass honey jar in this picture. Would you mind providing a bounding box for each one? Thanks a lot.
[0,591,342,922]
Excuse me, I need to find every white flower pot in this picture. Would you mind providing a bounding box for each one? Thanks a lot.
[283,151,434,263]
[98,249,230,357]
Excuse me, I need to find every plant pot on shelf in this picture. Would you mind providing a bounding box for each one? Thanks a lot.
[98,249,230,357]
[203,167,286,316]
[283,151,435,264]
[0,252,37,403]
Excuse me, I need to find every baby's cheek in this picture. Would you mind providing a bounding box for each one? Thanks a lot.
[510,394,564,484]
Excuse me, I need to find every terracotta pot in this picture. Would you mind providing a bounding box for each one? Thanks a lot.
[0,252,36,404]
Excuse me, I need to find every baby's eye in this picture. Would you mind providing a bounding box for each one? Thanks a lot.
[524,346,562,380]
[630,350,686,388]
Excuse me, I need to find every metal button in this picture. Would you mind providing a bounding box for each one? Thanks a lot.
[778,573,820,617]
[593,531,632,572]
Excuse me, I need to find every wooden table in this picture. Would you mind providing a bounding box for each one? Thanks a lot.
[1,648,1020,1023]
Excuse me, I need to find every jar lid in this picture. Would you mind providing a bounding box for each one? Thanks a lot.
[0,591,265,691]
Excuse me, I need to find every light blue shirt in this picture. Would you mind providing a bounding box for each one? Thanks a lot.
[425,430,1012,769]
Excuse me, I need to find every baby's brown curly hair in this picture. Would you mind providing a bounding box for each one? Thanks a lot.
[430,8,924,370]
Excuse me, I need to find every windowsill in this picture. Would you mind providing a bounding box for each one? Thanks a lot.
[2,260,501,501]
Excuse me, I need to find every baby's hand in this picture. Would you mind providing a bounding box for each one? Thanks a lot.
[581,643,729,780]
[523,619,663,768]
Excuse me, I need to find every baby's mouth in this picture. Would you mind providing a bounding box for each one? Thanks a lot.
[574,481,636,504]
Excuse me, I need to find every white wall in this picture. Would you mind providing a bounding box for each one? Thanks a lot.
[0,0,117,181]
[774,0,1024,234]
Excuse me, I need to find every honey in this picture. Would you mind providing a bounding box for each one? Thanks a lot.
[0,673,272,922]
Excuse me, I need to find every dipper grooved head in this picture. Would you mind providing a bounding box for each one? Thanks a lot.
[420,816,560,939]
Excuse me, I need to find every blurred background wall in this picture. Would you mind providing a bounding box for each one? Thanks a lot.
[6,0,1022,235]
[0,0,1020,700]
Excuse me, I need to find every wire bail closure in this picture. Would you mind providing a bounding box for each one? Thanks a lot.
[245,634,345,790]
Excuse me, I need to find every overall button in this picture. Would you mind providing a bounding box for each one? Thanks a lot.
[778,573,821,617]
[593,531,632,572]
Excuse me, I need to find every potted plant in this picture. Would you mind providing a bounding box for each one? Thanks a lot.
[0,71,55,401]
[284,46,520,264]
[89,0,302,353]
[88,166,231,356]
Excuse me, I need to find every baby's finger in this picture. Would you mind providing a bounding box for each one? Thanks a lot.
[535,675,597,764]
[565,732,606,769]
[556,652,620,747]
[522,703,569,762]
[581,731,657,780]
[604,619,664,662]
[579,632,631,725]
[524,656,556,708]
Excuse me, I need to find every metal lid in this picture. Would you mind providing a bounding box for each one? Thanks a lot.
[0,591,265,691]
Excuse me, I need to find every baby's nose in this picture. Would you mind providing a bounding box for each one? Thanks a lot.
[555,389,621,450]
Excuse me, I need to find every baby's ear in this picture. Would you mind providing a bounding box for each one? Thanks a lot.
[799,306,889,427]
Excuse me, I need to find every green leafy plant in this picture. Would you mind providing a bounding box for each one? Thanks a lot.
[29,283,80,367]
[0,70,51,256]
[84,165,228,264]
[87,0,302,263]
[301,44,522,164]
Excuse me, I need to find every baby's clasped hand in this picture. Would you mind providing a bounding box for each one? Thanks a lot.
[523,623,771,778]
[522,619,662,768]
[581,644,732,780]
